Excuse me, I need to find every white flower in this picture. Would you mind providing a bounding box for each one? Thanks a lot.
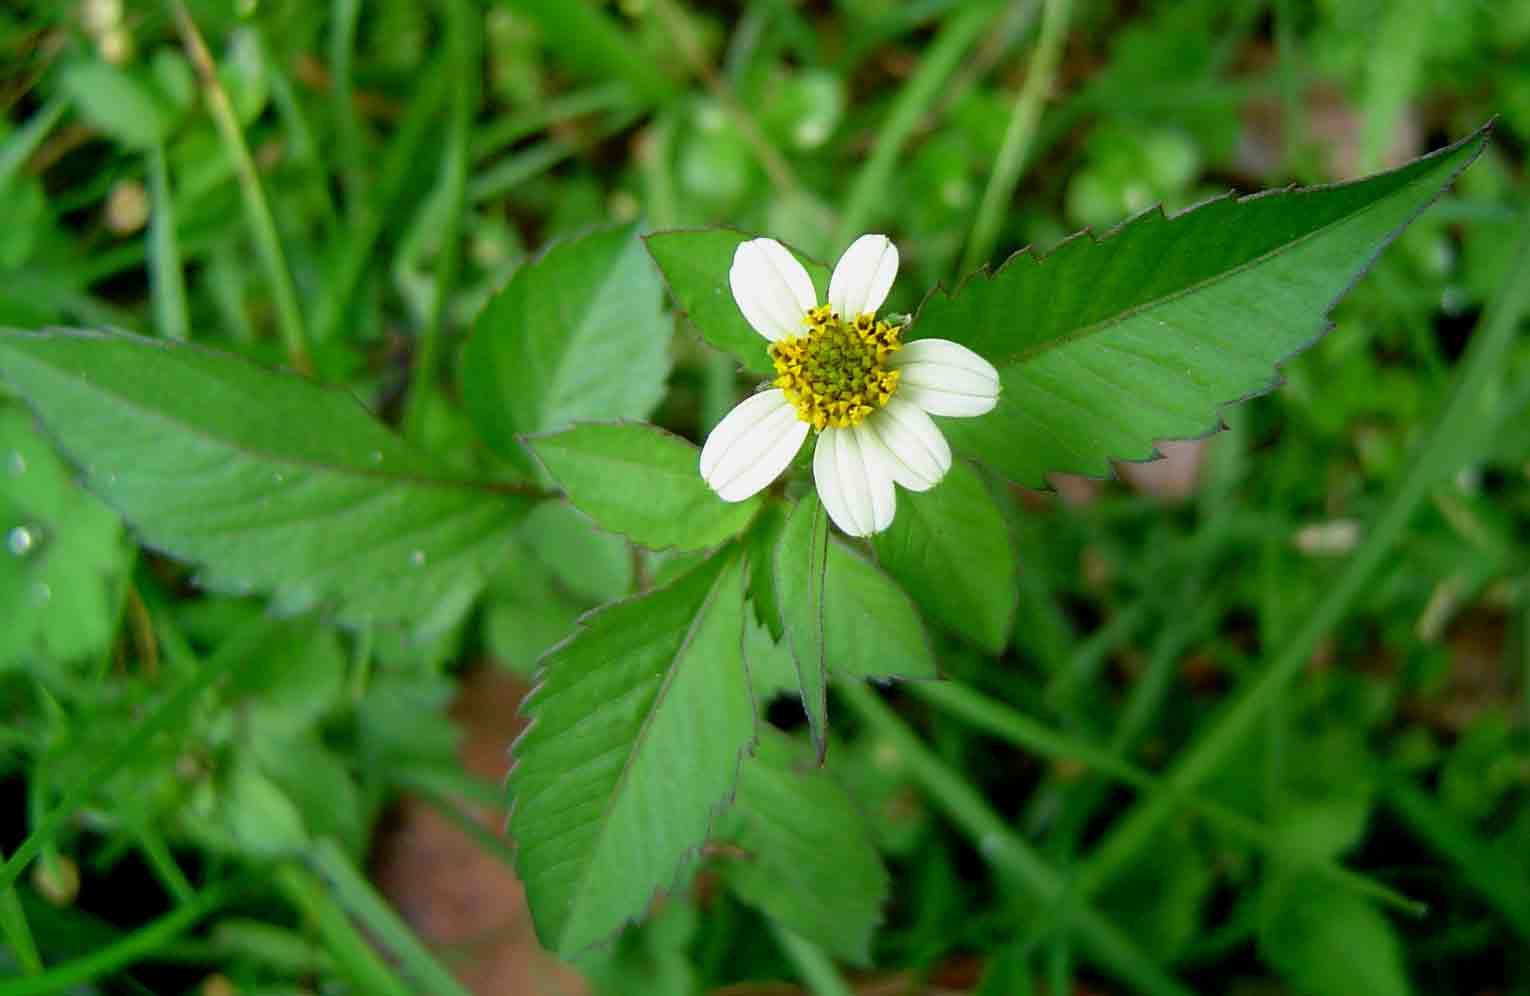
[699,234,1000,537]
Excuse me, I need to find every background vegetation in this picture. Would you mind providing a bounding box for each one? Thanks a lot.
[1,0,1528,993]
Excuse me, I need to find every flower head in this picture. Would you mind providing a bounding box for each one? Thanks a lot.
[700,234,1000,537]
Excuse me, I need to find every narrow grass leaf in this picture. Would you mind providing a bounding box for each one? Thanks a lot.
[0,330,537,629]
[508,552,754,956]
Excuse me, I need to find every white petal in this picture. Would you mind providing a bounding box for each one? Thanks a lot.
[700,390,807,501]
[889,338,1001,417]
[813,430,855,538]
[850,423,897,532]
[814,426,893,537]
[863,398,951,491]
[729,238,818,341]
[828,234,898,319]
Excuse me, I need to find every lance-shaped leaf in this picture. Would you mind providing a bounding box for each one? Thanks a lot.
[463,224,670,454]
[0,330,536,628]
[509,552,754,956]
[646,229,829,376]
[717,729,889,964]
[772,493,831,759]
[911,126,1490,487]
[527,421,760,552]
[773,495,938,743]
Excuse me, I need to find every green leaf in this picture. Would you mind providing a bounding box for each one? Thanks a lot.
[463,224,670,454]
[772,493,831,758]
[0,405,128,670]
[822,536,938,682]
[871,461,1017,654]
[645,229,829,376]
[0,330,535,629]
[717,730,889,965]
[509,552,755,956]
[528,422,761,551]
[1259,872,1411,996]
[60,61,171,149]
[912,125,1490,487]
[521,500,633,602]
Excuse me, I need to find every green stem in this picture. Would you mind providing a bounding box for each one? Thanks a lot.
[308,838,472,996]
[770,920,855,996]
[170,0,312,374]
[1383,774,1530,940]
[145,144,189,341]
[0,97,65,190]
[960,0,1072,275]
[838,683,1193,996]
[833,2,999,247]
[0,639,251,895]
[1074,197,1530,902]
[312,55,451,344]
[0,879,244,996]
[403,0,476,439]
[907,680,1423,914]
[329,0,364,215]
[275,866,415,996]
[0,871,42,975]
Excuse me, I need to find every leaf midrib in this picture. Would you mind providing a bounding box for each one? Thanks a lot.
[979,164,1451,371]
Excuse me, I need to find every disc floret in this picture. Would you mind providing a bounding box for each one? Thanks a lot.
[769,305,902,430]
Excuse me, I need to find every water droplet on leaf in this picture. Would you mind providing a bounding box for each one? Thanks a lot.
[6,526,36,556]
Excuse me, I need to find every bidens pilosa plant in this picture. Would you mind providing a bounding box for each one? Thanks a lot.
[0,120,1494,976]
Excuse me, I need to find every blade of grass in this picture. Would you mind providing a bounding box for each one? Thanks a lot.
[403,0,476,439]
[169,0,312,374]
[0,639,255,896]
[907,679,1424,915]
[0,98,65,190]
[501,0,677,104]
[960,0,1071,275]
[275,866,415,996]
[330,0,365,214]
[838,682,1194,996]
[0,878,245,996]
[145,144,189,341]
[1383,774,1530,940]
[0,872,42,975]
[312,53,450,344]
[770,920,856,996]
[308,838,472,996]
[1073,189,1530,903]
[470,82,632,163]
[833,1,1000,247]
[468,110,640,204]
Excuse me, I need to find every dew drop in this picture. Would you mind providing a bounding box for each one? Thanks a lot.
[30,581,52,606]
[369,450,384,464]
[6,452,25,477]
[273,472,286,484]
[409,549,427,567]
[6,526,36,556]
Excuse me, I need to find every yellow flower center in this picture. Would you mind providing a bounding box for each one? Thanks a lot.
[769,304,902,430]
